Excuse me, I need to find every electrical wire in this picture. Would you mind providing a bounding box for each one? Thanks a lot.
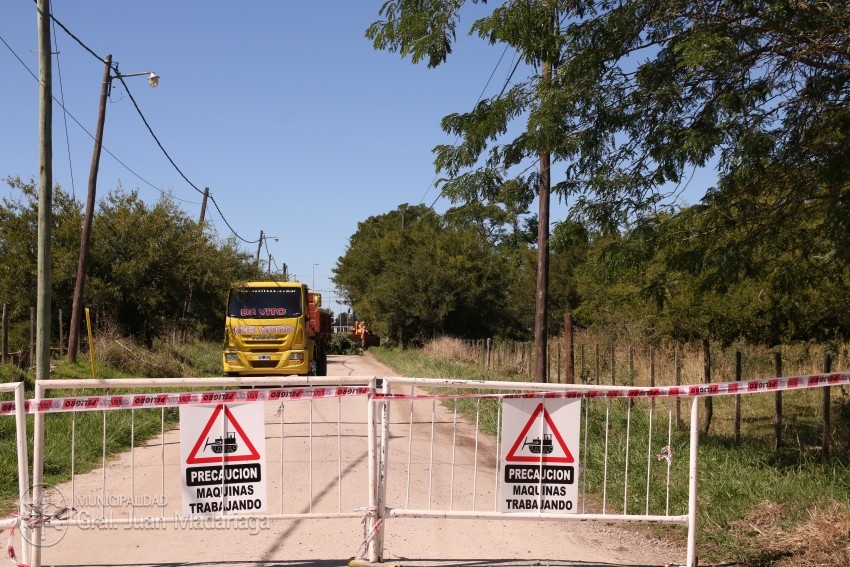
[36,2,259,245]
[417,43,521,210]
[0,30,200,206]
[51,19,76,200]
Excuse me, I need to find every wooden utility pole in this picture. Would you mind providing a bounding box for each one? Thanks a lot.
[563,313,574,384]
[37,0,53,379]
[199,187,209,225]
[68,54,112,362]
[256,230,264,268]
[533,57,552,384]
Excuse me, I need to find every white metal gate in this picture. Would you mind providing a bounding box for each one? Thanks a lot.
[23,374,807,566]
[365,378,699,565]
[0,382,31,566]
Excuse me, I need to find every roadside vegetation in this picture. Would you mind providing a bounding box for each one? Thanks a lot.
[2,5,849,565]
[371,339,850,567]
[0,338,221,518]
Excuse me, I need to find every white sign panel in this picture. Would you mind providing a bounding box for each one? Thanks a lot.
[180,403,267,516]
[499,398,581,513]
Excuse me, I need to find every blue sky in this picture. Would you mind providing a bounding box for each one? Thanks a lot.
[1,2,711,315]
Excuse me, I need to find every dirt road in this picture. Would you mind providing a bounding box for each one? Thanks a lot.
[26,354,684,567]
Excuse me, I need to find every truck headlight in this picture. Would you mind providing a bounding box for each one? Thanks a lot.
[225,353,239,364]
[289,353,304,361]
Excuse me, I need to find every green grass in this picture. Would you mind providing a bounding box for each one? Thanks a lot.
[370,344,850,566]
[0,340,223,517]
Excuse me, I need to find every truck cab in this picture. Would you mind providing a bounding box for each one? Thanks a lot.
[222,281,330,376]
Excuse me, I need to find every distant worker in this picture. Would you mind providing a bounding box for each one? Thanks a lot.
[360,323,368,350]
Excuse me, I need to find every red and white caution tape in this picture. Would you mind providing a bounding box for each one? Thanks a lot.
[355,506,383,560]
[4,507,76,567]
[1,372,848,415]
[371,372,850,401]
[0,386,371,415]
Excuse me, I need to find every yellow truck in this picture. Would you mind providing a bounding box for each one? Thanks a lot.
[222,281,331,376]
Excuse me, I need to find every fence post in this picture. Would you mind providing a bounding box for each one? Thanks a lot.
[675,345,682,429]
[822,353,832,460]
[611,345,616,385]
[58,308,64,360]
[595,344,600,385]
[686,395,700,567]
[564,313,574,384]
[734,351,742,444]
[649,346,655,387]
[702,338,713,436]
[1,303,7,363]
[774,351,782,452]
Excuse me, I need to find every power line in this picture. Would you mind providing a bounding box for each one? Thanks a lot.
[35,2,258,245]
[0,30,200,205]
[51,19,76,200]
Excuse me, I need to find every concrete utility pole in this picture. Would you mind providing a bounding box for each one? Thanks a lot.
[36,0,53,378]
[33,2,53,565]
[68,54,112,362]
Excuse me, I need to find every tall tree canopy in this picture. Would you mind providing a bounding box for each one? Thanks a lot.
[368,0,850,348]
[368,0,850,228]
[334,204,512,346]
[0,178,257,350]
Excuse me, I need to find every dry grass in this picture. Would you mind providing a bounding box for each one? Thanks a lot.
[417,335,850,565]
[729,500,850,566]
[423,336,486,366]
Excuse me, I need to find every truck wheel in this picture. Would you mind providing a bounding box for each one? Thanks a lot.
[317,345,328,376]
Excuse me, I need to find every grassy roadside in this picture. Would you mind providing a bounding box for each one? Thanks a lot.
[0,338,222,518]
[369,344,850,567]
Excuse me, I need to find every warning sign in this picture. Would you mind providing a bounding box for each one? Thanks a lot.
[499,399,580,513]
[180,403,267,516]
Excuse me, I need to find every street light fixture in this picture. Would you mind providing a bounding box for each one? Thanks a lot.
[67,54,159,362]
[110,70,159,89]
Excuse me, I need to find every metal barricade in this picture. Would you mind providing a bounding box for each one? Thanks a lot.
[364,378,699,566]
[27,376,376,567]
[0,382,31,566]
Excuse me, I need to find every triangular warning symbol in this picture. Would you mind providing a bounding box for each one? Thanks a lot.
[505,402,574,463]
[186,404,261,464]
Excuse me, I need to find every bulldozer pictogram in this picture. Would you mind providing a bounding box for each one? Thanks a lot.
[522,433,554,454]
[203,431,238,454]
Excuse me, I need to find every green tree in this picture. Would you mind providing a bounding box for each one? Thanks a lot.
[369,0,566,380]
[369,0,850,351]
[0,177,81,351]
[334,204,510,347]
[85,189,255,347]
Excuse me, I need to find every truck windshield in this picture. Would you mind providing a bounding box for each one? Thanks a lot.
[227,287,302,319]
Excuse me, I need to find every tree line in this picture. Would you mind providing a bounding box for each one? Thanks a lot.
[338,1,850,353]
[0,177,260,354]
[333,197,849,350]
